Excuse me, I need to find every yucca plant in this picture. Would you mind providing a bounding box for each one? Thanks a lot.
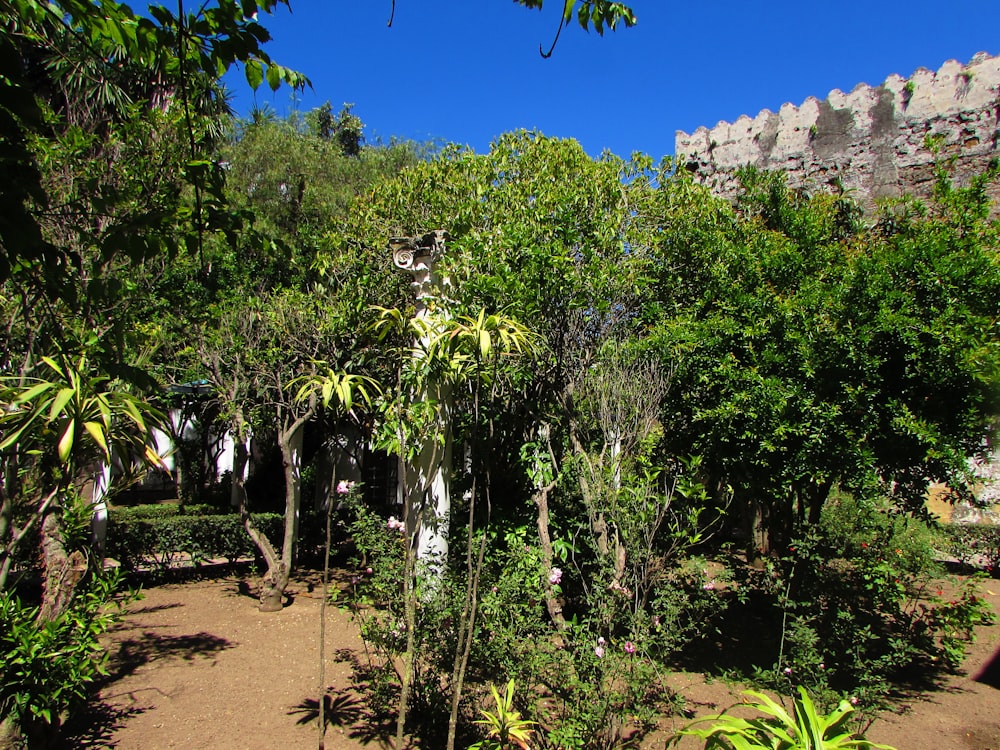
[468,679,536,750]
[668,687,897,750]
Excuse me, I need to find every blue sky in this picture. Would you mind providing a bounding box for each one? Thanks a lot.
[226,1,1000,159]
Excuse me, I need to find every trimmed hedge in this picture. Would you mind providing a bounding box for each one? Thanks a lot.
[104,507,334,574]
[110,503,221,521]
[105,512,284,573]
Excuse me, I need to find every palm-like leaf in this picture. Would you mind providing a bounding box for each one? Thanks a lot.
[292,368,381,414]
[472,679,536,749]
[669,688,898,750]
[0,355,167,474]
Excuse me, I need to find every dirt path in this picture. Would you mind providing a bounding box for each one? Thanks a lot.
[71,573,374,749]
[865,579,1000,749]
[71,574,1000,749]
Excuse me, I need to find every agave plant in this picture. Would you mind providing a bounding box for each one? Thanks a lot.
[669,686,897,750]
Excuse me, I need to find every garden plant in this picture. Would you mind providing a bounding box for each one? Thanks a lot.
[2,0,999,746]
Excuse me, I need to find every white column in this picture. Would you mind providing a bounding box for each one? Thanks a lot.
[391,231,453,574]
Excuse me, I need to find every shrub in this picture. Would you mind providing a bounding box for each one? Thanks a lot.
[743,496,995,711]
[105,512,284,573]
[0,570,137,745]
[344,509,682,749]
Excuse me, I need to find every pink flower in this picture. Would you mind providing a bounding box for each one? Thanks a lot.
[597,636,606,646]
[595,645,605,658]
[549,567,563,586]
[336,480,356,495]
[387,516,405,532]
[365,567,373,575]
[623,641,636,655]
[651,615,661,626]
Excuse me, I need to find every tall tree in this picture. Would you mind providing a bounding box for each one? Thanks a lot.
[644,168,1000,557]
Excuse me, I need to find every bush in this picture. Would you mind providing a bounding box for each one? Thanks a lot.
[343,510,682,749]
[743,495,994,712]
[0,570,137,745]
[105,512,284,573]
[109,503,219,521]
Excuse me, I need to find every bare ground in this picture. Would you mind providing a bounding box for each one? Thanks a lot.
[69,572,1000,749]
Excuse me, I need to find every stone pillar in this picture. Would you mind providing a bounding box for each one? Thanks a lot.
[390,231,453,574]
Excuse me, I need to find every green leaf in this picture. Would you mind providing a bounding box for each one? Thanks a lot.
[48,387,77,421]
[245,59,263,90]
[57,418,75,463]
[121,397,145,429]
[83,420,109,456]
[265,62,281,91]
[479,328,492,359]
[14,381,54,404]
[39,356,64,379]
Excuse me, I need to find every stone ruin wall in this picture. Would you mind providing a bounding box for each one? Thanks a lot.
[678,54,1000,515]
[675,52,1000,208]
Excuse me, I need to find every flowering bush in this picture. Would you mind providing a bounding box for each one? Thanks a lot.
[737,496,995,714]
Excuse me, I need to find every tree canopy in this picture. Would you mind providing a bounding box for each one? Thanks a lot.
[4,1,1000,745]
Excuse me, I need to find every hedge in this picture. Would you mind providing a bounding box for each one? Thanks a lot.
[109,504,221,521]
[104,507,335,574]
[105,512,284,573]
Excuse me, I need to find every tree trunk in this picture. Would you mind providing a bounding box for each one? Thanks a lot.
[279,420,305,571]
[0,489,59,592]
[37,501,87,624]
[229,412,251,511]
[231,410,287,612]
[534,481,566,630]
[744,494,769,565]
[807,480,832,526]
[240,502,287,612]
[0,486,14,591]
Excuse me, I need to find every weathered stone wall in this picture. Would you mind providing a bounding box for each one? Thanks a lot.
[675,52,1000,207]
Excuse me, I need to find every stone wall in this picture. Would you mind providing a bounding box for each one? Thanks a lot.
[675,53,1000,208]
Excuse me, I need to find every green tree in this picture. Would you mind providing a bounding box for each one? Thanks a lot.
[1,0,306,305]
[644,168,1000,556]
[161,108,423,610]
[1,1,304,738]
[332,131,660,579]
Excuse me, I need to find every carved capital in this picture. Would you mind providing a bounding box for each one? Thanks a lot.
[389,230,447,274]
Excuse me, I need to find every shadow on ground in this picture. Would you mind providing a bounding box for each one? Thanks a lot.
[104,630,234,683]
[60,701,145,748]
[289,687,364,728]
[975,643,1000,690]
